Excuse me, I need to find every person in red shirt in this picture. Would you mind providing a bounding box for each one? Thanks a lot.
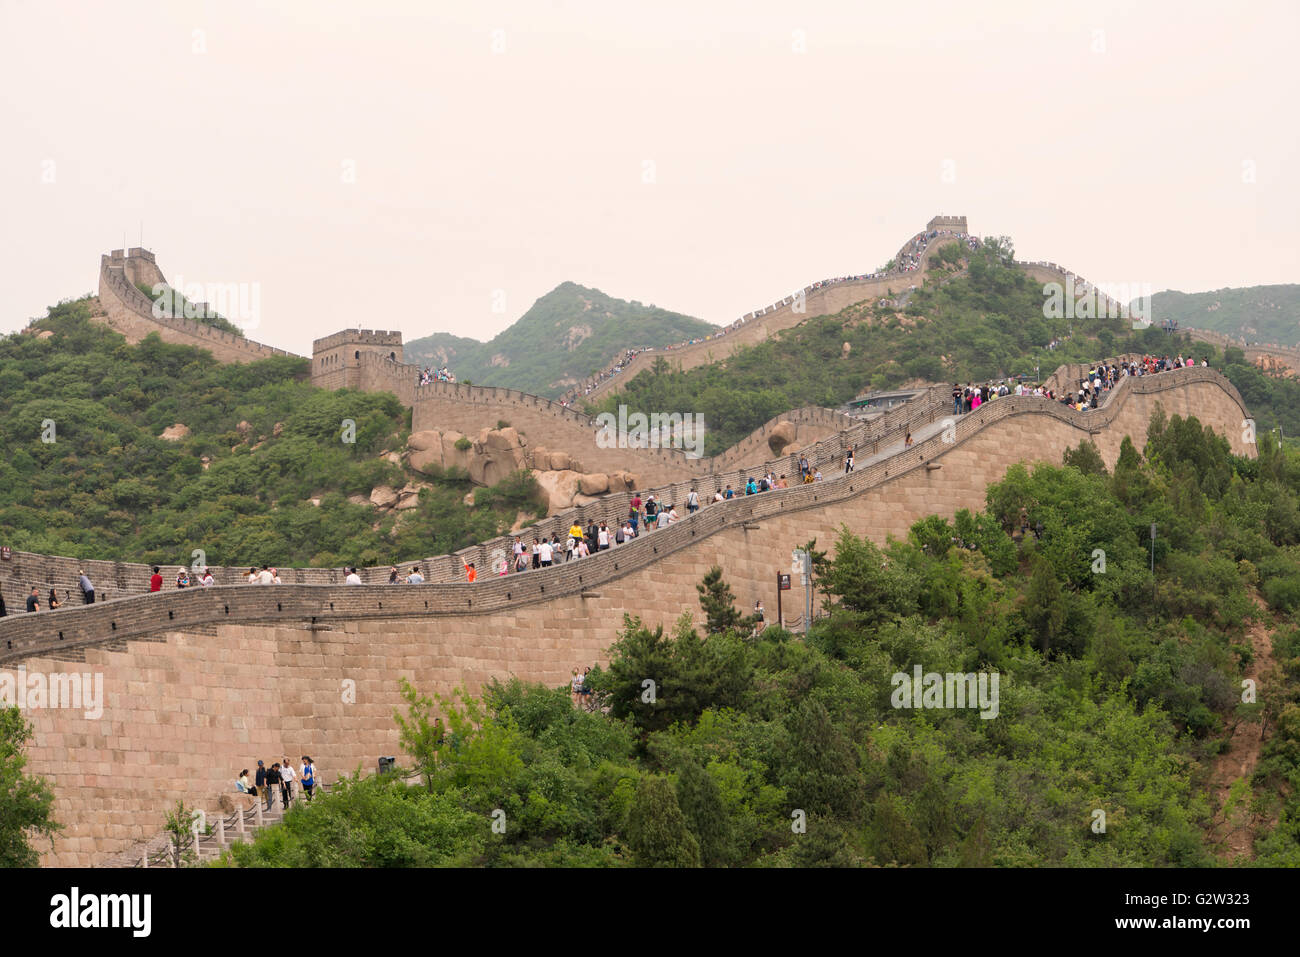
[149,566,163,592]
[462,560,477,583]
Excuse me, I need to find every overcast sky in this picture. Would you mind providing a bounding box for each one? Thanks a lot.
[1,0,1296,355]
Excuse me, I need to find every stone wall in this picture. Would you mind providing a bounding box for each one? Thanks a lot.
[5,369,1254,866]
[94,251,299,365]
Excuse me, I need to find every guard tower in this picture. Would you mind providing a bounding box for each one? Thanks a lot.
[312,329,404,390]
[927,215,968,233]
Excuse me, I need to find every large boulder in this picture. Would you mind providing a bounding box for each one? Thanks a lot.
[576,472,609,495]
[407,429,446,474]
[441,431,473,471]
[159,423,190,442]
[369,485,400,508]
[548,451,573,471]
[767,420,798,455]
[532,470,584,514]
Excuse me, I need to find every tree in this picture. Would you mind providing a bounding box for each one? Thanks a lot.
[697,566,745,634]
[626,775,701,867]
[675,760,734,867]
[393,677,443,791]
[1063,439,1108,477]
[0,707,60,866]
[162,799,210,867]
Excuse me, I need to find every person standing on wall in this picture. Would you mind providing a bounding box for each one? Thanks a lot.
[149,566,163,592]
[78,568,95,604]
[264,762,282,811]
[279,757,295,808]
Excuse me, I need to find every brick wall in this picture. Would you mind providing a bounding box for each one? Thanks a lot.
[10,366,1254,866]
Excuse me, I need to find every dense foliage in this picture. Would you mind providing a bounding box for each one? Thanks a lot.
[0,298,541,570]
[221,415,1300,866]
[584,241,1156,453]
[404,281,718,396]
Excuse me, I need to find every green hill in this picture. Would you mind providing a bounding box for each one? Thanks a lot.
[0,299,541,569]
[404,281,717,396]
[1146,285,1300,346]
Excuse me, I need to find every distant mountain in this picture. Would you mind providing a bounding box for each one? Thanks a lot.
[404,281,717,396]
[1145,284,1300,346]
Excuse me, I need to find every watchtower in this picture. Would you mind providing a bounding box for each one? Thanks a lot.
[312,329,404,390]
[927,215,969,233]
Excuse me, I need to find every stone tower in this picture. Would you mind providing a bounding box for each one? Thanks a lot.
[927,215,969,233]
[312,329,404,390]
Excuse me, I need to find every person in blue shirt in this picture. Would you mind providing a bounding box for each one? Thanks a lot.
[745,477,757,495]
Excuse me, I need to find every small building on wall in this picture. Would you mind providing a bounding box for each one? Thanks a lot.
[927,215,968,233]
[312,329,404,390]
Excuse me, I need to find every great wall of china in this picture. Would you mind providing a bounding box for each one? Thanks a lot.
[5,220,1261,866]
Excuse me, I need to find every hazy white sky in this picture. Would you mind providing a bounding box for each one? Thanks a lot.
[1,0,1296,355]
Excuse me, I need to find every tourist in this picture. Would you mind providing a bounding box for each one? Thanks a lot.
[300,757,315,802]
[778,475,789,489]
[150,566,163,592]
[687,488,700,514]
[724,484,735,499]
[176,569,190,588]
[279,757,296,807]
[598,522,610,550]
[844,447,854,473]
[464,561,477,583]
[531,538,541,569]
[579,667,593,709]
[665,504,680,524]
[713,488,724,503]
[78,568,95,604]
[257,565,274,585]
[539,538,553,567]
[388,566,399,584]
[345,567,363,585]
[406,565,424,584]
[255,760,267,799]
[905,428,913,448]
[264,762,282,811]
[26,586,39,612]
[48,588,61,610]
[629,492,642,532]
[200,568,215,587]
[753,600,765,636]
[246,567,259,584]
[571,668,583,707]
[237,769,254,796]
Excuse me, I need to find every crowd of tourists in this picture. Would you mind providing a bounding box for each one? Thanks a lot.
[235,756,319,810]
[950,353,1209,417]
[417,365,456,386]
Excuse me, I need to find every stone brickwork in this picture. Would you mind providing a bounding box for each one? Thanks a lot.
[5,368,1254,866]
[94,250,297,365]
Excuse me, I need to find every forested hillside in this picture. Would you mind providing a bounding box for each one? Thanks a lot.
[220,420,1300,866]
[0,298,541,569]
[1148,285,1300,346]
[405,281,717,396]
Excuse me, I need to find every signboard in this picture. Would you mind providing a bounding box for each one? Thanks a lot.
[778,573,791,590]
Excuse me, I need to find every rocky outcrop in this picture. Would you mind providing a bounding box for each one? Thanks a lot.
[767,420,798,456]
[159,423,191,442]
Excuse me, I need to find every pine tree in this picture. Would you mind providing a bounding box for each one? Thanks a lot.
[626,776,701,867]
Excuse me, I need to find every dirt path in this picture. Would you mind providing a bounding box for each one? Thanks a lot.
[1207,590,1278,859]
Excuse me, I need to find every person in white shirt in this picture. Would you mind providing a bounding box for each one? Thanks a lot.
[406,566,424,584]
[597,525,610,549]
[577,539,590,558]
[713,489,724,503]
[539,539,553,566]
[199,568,215,587]
[656,508,671,529]
[257,566,274,585]
[345,567,362,585]
[279,757,296,806]
[247,567,259,584]
[666,506,680,524]
[271,568,282,585]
